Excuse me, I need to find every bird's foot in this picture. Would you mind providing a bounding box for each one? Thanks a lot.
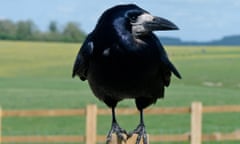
[128,123,148,144]
[106,122,128,144]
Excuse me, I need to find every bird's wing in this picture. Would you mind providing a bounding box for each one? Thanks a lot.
[160,54,181,86]
[160,54,181,79]
[72,34,93,80]
[151,34,181,86]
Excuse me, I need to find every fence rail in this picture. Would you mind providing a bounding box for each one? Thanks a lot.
[0,102,240,144]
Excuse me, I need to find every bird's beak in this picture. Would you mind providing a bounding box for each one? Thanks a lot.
[144,16,179,31]
[132,13,179,36]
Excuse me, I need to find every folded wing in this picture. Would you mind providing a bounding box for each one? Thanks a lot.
[72,34,93,81]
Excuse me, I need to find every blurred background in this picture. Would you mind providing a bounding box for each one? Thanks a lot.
[0,0,240,144]
[1,0,240,43]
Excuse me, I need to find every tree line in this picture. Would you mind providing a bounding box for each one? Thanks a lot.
[0,19,86,43]
[160,35,240,46]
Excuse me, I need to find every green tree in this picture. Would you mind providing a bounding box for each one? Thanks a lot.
[16,20,37,40]
[63,22,85,42]
[45,21,61,41]
[0,20,17,40]
[0,19,86,42]
[49,21,58,33]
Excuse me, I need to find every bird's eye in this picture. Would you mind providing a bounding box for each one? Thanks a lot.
[130,15,138,22]
[127,11,140,22]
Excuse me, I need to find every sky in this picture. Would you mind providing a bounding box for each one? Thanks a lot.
[0,0,240,42]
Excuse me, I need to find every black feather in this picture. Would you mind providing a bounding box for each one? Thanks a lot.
[72,34,93,80]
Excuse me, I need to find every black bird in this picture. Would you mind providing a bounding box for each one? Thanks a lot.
[72,4,181,144]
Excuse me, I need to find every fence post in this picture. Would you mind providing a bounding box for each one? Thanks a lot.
[191,102,202,144]
[86,104,97,144]
[0,106,2,144]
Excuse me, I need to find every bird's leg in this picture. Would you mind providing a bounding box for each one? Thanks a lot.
[106,107,127,144]
[128,109,148,144]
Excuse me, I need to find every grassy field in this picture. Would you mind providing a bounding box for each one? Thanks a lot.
[0,40,240,143]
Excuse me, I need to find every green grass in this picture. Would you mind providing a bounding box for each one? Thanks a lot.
[0,41,240,143]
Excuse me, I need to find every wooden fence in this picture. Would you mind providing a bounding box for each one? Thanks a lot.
[0,102,240,144]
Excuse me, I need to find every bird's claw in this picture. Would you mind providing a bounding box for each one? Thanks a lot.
[128,123,148,144]
[106,122,127,144]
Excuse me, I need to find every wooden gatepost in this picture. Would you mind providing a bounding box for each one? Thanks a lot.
[86,105,97,144]
[191,102,202,144]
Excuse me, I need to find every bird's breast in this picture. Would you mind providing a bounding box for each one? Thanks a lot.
[88,51,160,90]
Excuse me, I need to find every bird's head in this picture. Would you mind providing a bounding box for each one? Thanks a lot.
[95,4,179,37]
